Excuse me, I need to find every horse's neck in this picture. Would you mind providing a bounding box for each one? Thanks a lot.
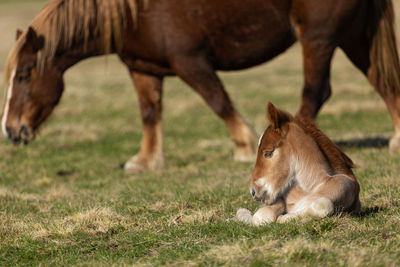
[288,133,331,192]
[52,39,109,72]
[32,19,113,73]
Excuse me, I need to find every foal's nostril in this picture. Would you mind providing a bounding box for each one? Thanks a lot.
[251,188,256,197]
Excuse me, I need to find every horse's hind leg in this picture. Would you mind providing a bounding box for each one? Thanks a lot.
[171,56,258,161]
[124,71,165,174]
[341,40,400,153]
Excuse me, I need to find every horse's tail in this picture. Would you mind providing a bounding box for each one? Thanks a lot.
[368,0,400,93]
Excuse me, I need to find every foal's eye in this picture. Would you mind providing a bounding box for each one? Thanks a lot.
[263,150,274,158]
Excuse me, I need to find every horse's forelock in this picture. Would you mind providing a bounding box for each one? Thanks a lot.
[4,39,22,86]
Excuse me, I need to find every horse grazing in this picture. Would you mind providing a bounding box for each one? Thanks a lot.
[237,102,361,225]
[2,0,400,174]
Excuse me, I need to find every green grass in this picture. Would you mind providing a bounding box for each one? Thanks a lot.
[1,1,400,266]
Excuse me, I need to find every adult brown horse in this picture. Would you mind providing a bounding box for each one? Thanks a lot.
[2,0,400,173]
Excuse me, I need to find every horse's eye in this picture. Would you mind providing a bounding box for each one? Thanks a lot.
[263,150,274,158]
[18,74,30,83]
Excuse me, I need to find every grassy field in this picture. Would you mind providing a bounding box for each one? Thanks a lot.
[1,1,400,266]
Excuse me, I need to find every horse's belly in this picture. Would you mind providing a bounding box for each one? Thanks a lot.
[200,0,296,70]
[211,30,295,70]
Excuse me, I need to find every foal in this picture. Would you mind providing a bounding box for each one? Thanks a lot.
[237,103,361,225]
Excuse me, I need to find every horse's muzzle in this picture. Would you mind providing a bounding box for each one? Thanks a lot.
[5,125,34,145]
[251,187,267,203]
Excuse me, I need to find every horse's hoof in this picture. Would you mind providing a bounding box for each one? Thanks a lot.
[252,211,273,226]
[276,213,297,223]
[236,208,253,224]
[310,197,334,218]
[234,149,256,162]
[124,154,165,174]
[389,134,400,153]
[233,123,258,162]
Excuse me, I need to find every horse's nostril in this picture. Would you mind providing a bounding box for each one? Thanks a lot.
[251,188,256,197]
[5,126,13,139]
[20,125,28,136]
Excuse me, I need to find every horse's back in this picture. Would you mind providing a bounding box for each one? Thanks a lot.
[122,0,365,73]
[124,0,296,71]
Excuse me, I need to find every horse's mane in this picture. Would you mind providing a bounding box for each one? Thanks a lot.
[6,0,146,81]
[293,116,355,175]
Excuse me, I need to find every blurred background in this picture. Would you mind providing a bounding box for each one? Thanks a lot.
[1,0,399,142]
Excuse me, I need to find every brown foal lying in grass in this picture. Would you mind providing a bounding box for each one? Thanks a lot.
[237,103,361,225]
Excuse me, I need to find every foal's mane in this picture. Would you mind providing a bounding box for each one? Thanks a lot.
[6,0,147,81]
[293,116,355,175]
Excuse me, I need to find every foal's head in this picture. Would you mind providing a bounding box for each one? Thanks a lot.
[250,102,295,205]
[2,27,64,144]
[250,102,355,205]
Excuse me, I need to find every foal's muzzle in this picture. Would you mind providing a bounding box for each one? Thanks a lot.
[250,187,267,203]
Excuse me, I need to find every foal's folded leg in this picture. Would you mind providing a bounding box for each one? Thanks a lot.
[252,201,285,225]
[276,197,334,223]
[307,197,334,218]
[237,199,285,225]
[236,208,253,224]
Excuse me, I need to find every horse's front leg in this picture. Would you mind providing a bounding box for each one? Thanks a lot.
[237,198,285,225]
[124,71,165,174]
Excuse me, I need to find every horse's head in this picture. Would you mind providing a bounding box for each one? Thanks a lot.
[2,27,64,144]
[250,102,294,205]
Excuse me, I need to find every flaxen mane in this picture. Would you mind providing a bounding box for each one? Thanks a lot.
[294,116,355,176]
[5,0,147,81]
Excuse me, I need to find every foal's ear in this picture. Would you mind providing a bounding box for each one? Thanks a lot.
[16,29,23,41]
[23,27,45,52]
[266,102,292,130]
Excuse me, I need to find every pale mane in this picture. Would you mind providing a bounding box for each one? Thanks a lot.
[6,0,147,82]
[294,116,355,176]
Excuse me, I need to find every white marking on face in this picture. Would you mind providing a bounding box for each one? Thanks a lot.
[263,183,272,195]
[254,178,272,196]
[258,133,264,147]
[255,178,266,187]
[2,69,16,137]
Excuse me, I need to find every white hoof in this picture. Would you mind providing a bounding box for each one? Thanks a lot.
[234,149,256,162]
[233,124,258,162]
[389,133,400,153]
[276,213,298,224]
[251,208,275,226]
[124,154,165,174]
[236,208,253,224]
[310,197,334,218]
